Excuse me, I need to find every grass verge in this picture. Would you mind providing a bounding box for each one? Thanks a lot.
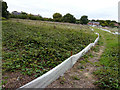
[92,27,119,89]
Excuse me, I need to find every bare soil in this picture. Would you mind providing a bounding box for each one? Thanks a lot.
[2,71,36,88]
[46,46,105,88]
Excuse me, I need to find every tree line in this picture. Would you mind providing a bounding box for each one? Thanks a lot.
[90,19,119,28]
[9,11,89,25]
[1,1,119,28]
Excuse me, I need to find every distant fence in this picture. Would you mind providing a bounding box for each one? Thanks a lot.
[18,30,99,89]
[99,28,120,35]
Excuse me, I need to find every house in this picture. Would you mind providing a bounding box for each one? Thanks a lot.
[12,11,21,15]
[114,23,119,27]
[88,22,100,26]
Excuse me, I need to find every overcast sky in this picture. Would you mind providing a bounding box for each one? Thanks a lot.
[4,0,119,21]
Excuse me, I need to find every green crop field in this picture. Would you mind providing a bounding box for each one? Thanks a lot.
[2,19,97,78]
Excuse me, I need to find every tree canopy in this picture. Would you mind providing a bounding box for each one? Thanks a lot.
[80,15,89,25]
[62,13,76,23]
[53,13,62,22]
[2,1,9,18]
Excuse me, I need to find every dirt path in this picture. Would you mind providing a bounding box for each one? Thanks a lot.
[46,45,105,88]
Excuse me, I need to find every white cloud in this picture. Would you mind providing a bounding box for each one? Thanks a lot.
[4,0,119,21]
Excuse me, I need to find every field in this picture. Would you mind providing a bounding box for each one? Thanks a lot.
[2,19,97,88]
[2,19,119,89]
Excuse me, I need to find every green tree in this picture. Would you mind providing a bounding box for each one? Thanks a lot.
[104,21,109,26]
[80,15,89,24]
[111,20,117,23]
[53,13,62,22]
[118,22,120,25]
[109,22,115,27]
[101,23,106,27]
[106,20,111,24]
[21,11,28,15]
[62,13,76,23]
[91,19,96,22]
[2,1,9,19]
[76,19,80,24]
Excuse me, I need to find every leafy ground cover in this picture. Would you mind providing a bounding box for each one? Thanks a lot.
[2,19,97,88]
[92,27,119,89]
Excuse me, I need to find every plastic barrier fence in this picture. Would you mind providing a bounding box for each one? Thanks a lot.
[99,28,120,35]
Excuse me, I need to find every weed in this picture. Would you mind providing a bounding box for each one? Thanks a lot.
[80,69,83,71]
[60,76,66,84]
[3,77,8,79]
[77,65,85,69]
[84,59,89,63]
[2,80,7,85]
[72,75,80,80]
[88,53,94,58]
[79,60,86,65]
[83,55,88,59]
[60,81,64,84]
[88,61,94,65]
[92,45,99,52]
[86,69,89,71]
[94,62,101,67]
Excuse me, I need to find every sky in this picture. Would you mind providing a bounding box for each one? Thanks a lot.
[4,0,119,21]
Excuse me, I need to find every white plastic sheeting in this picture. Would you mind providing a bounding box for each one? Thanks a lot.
[112,32,120,35]
[91,28,94,31]
[99,28,120,35]
[18,31,99,89]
